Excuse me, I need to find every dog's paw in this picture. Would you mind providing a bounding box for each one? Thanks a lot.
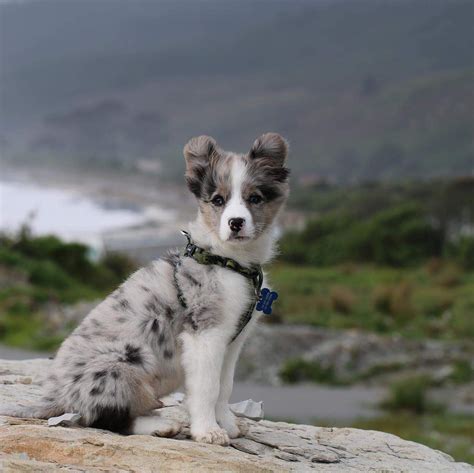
[192,426,230,446]
[216,409,241,439]
[132,416,181,438]
[150,419,182,438]
[223,422,241,439]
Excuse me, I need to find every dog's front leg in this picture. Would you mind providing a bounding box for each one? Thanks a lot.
[181,329,229,445]
[215,336,245,438]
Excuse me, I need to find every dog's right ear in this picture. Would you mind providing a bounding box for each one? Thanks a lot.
[183,136,218,168]
[183,136,217,198]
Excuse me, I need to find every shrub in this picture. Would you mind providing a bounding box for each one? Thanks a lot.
[28,260,74,290]
[358,204,444,266]
[0,229,138,351]
[381,376,443,414]
[448,237,474,270]
[278,231,309,265]
[100,252,137,281]
[280,358,340,385]
[450,360,474,384]
[0,228,137,291]
[330,286,356,314]
[280,204,444,267]
[372,282,414,318]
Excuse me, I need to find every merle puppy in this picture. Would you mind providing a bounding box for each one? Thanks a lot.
[1,133,290,445]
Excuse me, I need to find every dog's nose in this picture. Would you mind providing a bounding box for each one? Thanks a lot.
[229,218,245,233]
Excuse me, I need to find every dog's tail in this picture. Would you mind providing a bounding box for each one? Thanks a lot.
[0,401,61,419]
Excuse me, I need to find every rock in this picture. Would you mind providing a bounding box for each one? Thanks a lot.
[236,324,474,386]
[274,450,300,462]
[230,399,264,420]
[0,359,473,472]
[310,451,340,464]
[230,438,269,456]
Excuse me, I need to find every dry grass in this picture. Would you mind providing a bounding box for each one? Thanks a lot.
[372,285,393,314]
[436,264,463,288]
[372,282,414,318]
[425,257,443,275]
[330,286,357,314]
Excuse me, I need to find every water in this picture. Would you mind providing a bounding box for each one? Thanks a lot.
[0,179,172,249]
[231,382,383,422]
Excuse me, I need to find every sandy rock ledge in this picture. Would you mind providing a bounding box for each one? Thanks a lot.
[0,359,472,472]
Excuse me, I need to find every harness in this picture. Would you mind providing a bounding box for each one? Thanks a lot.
[173,230,264,343]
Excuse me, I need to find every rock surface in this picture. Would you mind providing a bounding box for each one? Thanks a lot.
[1,359,472,472]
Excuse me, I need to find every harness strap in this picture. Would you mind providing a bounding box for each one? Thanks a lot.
[175,230,263,343]
[172,257,188,310]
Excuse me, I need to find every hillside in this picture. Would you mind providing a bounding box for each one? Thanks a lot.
[1,0,473,180]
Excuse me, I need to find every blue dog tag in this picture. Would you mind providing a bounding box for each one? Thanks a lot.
[256,288,278,315]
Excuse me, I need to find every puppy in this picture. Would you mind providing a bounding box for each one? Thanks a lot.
[0,133,290,445]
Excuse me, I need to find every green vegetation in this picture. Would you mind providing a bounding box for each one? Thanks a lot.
[282,204,445,267]
[0,225,136,350]
[279,359,341,386]
[269,262,474,340]
[380,376,444,414]
[448,237,474,271]
[450,360,474,384]
[289,176,474,221]
[273,177,474,340]
[284,178,474,268]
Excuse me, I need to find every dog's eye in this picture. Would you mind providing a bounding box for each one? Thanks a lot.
[249,194,263,205]
[211,195,225,207]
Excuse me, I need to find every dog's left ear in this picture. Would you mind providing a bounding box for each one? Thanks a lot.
[249,133,289,166]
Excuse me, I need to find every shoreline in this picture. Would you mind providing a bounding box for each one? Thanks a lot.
[1,163,193,220]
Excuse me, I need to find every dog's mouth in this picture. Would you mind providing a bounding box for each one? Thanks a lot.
[228,234,251,242]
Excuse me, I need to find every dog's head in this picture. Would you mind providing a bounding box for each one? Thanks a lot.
[184,133,290,244]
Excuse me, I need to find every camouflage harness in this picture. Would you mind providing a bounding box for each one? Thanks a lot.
[173,230,263,343]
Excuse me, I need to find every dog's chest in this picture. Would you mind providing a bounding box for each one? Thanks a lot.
[215,267,253,321]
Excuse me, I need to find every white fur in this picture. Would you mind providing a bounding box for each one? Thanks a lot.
[179,262,258,443]
[190,213,278,267]
[219,158,254,242]
[132,415,182,437]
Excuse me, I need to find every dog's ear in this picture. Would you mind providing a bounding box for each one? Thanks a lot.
[249,133,288,166]
[183,136,218,169]
[183,136,218,198]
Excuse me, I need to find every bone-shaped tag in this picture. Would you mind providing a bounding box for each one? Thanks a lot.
[256,288,278,315]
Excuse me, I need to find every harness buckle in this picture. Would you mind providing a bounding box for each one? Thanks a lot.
[185,243,197,257]
[181,230,197,257]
